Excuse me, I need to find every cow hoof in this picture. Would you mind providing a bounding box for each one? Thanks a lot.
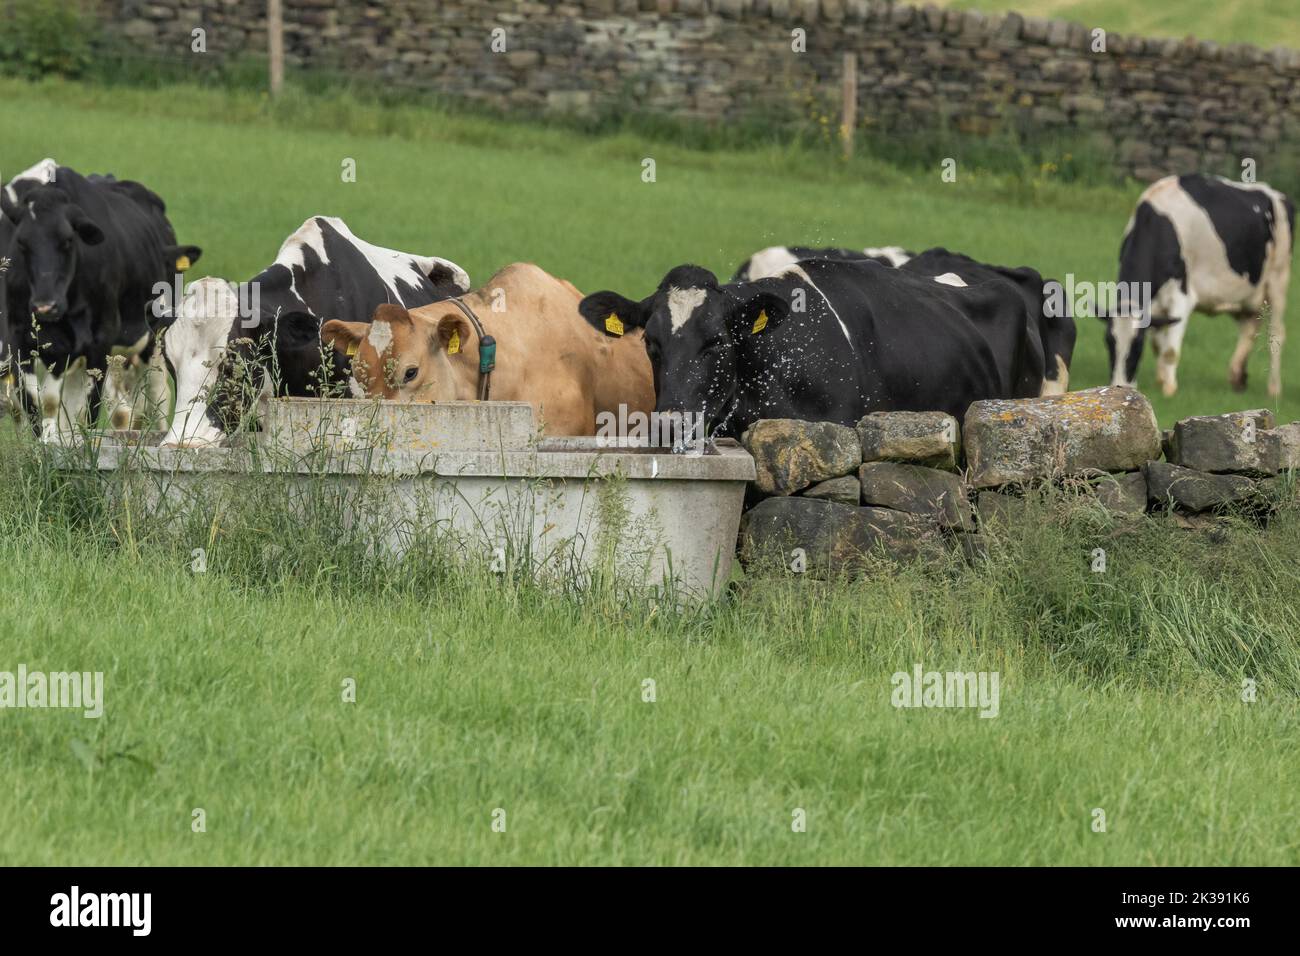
[1161,382,1178,397]
[1229,371,1247,392]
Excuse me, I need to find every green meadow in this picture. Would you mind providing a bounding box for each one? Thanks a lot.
[0,77,1297,865]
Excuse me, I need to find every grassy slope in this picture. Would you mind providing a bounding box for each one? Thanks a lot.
[1,79,1298,865]
[939,0,1300,50]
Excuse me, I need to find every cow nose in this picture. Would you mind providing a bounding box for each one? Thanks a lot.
[33,301,57,316]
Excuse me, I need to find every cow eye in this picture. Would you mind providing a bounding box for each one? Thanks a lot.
[403,366,418,383]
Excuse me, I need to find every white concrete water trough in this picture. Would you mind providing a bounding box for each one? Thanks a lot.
[56,399,756,600]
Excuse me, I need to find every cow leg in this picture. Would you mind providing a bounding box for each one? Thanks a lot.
[0,358,20,427]
[1109,318,1136,386]
[103,359,134,430]
[142,348,170,429]
[1228,315,1260,391]
[1150,316,1189,397]
[40,360,93,445]
[1265,286,1287,398]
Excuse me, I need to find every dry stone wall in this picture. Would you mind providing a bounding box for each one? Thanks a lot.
[101,1,1300,180]
[738,387,1300,573]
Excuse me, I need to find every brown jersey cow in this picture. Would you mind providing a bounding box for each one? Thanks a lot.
[322,262,654,436]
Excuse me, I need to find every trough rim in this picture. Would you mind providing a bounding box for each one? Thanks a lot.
[51,439,758,482]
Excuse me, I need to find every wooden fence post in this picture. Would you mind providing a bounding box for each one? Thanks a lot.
[841,52,857,159]
[268,0,285,97]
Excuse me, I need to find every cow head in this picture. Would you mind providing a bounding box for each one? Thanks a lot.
[322,303,476,402]
[159,277,241,447]
[578,265,791,438]
[4,185,104,321]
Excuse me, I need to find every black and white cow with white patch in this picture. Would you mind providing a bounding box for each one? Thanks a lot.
[159,216,470,446]
[1109,174,1294,397]
[731,245,912,282]
[901,248,1076,396]
[578,257,1049,439]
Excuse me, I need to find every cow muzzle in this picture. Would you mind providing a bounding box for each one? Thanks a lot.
[32,301,60,318]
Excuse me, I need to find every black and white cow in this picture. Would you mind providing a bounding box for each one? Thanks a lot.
[901,247,1075,396]
[733,244,1074,397]
[2,161,70,432]
[731,245,912,282]
[1109,174,1294,396]
[577,257,1048,439]
[159,216,470,446]
[0,160,199,440]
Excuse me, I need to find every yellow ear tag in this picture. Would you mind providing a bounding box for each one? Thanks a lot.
[448,329,461,354]
[346,341,358,357]
[605,313,624,337]
[751,310,768,334]
[175,255,191,272]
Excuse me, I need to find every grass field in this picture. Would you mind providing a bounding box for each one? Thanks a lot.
[1,77,1299,865]
[940,0,1300,50]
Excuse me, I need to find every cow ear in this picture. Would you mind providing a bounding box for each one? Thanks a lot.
[578,291,646,338]
[731,291,790,339]
[425,257,471,293]
[434,313,470,355]
[68,207,105,246]
[321,319,367,358]
[164,244,203,273]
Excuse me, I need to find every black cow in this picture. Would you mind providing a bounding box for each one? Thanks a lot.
[1109,173,1294,396]
[901,247,1075,396]
[158,216,470,446]
[0,162,200,440]
[577,257,1047,440]
[732,245,912,282]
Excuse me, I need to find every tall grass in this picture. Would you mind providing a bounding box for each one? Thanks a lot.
[2,421,1298,864]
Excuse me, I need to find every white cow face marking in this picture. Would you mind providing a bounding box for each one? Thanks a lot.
[667,286,708,334]
[366,320,393,354]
